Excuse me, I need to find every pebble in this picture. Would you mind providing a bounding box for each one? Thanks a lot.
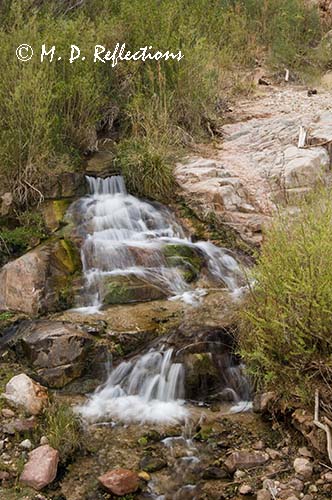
[239,484,252,495]
[293,457,313,480]
[20,439,32,450]
[324,472,332,482]
[308,484,317,493]
[298,447,312,458]
[138,471,151,482]
[40,436,49,445]
[1,408,15,418]
[302,496,313,500]
[256,490,271,500]
[252,440,265,450]
[234,469,246,479]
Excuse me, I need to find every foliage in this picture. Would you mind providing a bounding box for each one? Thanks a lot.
[41,401,82,462]
[0,212,47,264]
[239,189,332,404]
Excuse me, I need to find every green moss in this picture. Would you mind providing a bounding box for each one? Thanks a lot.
[103,274,165,305]
[163,243,204,282]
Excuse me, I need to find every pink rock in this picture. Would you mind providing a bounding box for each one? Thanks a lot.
[224,451,269,473]
[20,445,59,490]
[98,468,139,496]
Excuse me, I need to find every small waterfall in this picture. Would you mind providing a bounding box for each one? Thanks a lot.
[77,348,188,425]
[71,175,244,312]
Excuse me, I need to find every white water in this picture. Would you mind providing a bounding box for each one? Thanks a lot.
[77,348,188,425]
[73,175,244,311]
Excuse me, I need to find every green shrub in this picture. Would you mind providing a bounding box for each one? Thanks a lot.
[42,401,82,463]
[115,138,175,202]
[239,189,332,404]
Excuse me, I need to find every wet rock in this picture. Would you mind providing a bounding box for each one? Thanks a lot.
[20,445,59,490]
[11,320,97,388]
[139,455,167,473]
[239,484,253,495]
[98,468,139,496]
[293,457,313,480]
[163,243,205,282]
[257,490,271,500]
[1,374,48,415]
[43,172,85,200]
[224,450,269,473]
[253,392,276,413]
[102,273,167,305]
[202,466,229,480]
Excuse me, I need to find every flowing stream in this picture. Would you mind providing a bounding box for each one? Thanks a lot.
[72,176,250,499]
[71,175,244,312]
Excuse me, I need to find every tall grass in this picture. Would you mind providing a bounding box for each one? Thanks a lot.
[239,189,332,404]
[0,0,325,206]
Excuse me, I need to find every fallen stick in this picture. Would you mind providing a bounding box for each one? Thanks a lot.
[313,389,332,465]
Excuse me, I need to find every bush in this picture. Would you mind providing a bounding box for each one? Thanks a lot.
[239,189,332,404]
[115,138,176,202]
[42,401,82,463]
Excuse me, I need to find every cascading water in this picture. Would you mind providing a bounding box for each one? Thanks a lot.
[71,175,244,312]
[77,348,188,425]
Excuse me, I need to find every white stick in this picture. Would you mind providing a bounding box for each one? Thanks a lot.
[298,126,307,148]
[285,69,289,82]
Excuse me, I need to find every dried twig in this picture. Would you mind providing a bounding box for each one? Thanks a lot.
[313,389,332,465]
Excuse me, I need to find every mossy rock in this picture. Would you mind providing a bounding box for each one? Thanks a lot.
[40,199,72,232]
[102,274,167,305]
[163,243,205,282]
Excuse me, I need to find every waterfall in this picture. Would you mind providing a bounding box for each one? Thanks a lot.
[72,175,244,312]
[77,348,188,425]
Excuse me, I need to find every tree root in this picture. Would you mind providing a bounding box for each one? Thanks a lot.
[313,388,332,465]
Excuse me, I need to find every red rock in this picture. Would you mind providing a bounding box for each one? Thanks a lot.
[224,451,269,473]
[20,445,59,490]
[98,468,139,496]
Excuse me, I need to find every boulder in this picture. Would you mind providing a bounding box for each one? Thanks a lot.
[0,237,81,315]
[43,172,85,200]
[224,451,269,473]
[5,320,103,388]
[20,445,59,490]
[1,374,48,415]
[98,468,139,496]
